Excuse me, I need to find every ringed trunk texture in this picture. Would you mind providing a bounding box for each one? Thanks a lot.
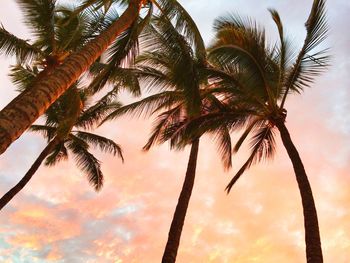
[0,0,142,155]
[275,120,323,263]
[161,138,200,263]
[0,138,59,210]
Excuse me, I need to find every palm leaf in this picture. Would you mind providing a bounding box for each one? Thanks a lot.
[155,0,206,62]
[8,64,38,91]
[74,131,124,161]
[226,124,276,192]
[0,25,43,62]
[88,4,152,94]
[214,126,232,170]
[210,14,279,103]
[45,141,68,166]
[101,90,182,124]
[281,0,329,106]
[143,105,182,151]
[68,135,104,191]
[29,124,57,141]
[16,0,57,52]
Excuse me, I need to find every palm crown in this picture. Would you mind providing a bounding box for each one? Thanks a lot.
[185,0,329,192]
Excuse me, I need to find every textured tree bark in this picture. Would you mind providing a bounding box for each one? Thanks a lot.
[0,0,142,155]
[275,119,323,263]
[162,138,200,263]
[0,137,59,210]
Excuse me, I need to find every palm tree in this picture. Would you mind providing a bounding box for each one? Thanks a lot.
[0,0,201,155]
[183,1,329,262]
[0,85,123,210]
[101,13,232,262]
[0,3,124,210]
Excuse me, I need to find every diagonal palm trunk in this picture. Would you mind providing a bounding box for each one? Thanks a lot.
[0,137,59,210]
[275,120,323,263]
[0,0,143,155]
[162,138,200,263]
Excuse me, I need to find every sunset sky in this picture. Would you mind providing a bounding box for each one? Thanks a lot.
[0,0,349,262]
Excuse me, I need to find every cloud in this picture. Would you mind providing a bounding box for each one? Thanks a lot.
[0,0,349,262]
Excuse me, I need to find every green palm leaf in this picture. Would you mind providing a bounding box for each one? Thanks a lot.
[0,26,43,62]
[16,0,57,52]
[74,131,124,161]
[226,124,276,192]
[68,135,104,191]
[281,0,329,106]
[45,141,68,166]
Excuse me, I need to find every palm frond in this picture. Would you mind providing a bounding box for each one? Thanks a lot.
[89,65,141,96]
[142,15,201,116]
[76,100,121,129]
[210,13,279,103]
[45,142,68,166]
[135,64,174,92]
[88,5,152,94]
[29,124,57,142]
[143,105,182,151]
[281,0,329,106]
[8,64,38,91]
[16,0,57,52]
[0,25,43,62]
[226,124,276,192]
[68,135,104,191]
[233,117,262,153]
[74,131,124,161]
[214,126,232,170]
[101,90,182,124]
[155,0,206,62]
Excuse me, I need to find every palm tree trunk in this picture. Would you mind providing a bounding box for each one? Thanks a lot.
[0,138,59,210]
[161,138,200,263]
[275,120,323,263]
[0,0,143,155]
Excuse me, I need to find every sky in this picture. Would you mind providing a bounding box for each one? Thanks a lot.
[0,0,349,262]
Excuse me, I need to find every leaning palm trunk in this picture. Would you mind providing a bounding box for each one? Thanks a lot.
[275,120,323,263]
[0,137,59,210]
[0,0,142,155]
[162,138,200,263]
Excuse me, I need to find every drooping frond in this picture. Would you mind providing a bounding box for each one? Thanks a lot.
[68,135,104,191]
[226,124,276,192]
[233,117,263,153]
[0,25,43,62]
[143,105,182,151]
[16,0,57,52]
[45,141,68,166]
[74,131,124,161]
[29,124,57,142]
[213,126,232,170]
[281,0,329,106]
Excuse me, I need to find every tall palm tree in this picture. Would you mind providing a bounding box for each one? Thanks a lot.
[0,85,123,210]
[101,14,232,262]
[0,3,124,210]
[183,1,329,262]
[0,0,202,155]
